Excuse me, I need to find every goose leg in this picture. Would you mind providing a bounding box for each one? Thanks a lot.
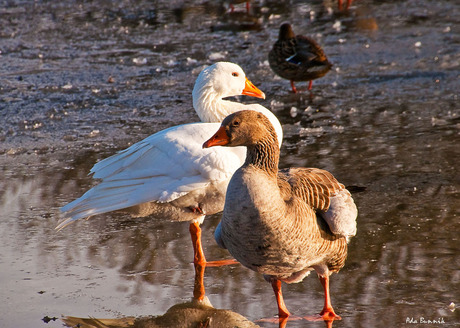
[318,275,341,320]
[189,221,206,300]
[271,279,291,318]
[193,258,206,301]
[189,219,238,300]
[307,80,313,90]
[206,258,239,267]
[190,221,206,266]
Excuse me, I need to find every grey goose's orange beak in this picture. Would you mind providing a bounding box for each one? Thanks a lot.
[203,126,230,148]
[242,78,265,99]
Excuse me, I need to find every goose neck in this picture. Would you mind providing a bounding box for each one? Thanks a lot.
[245,137,280,175]
[193,86,233,123]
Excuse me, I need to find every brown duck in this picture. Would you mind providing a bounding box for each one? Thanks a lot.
[203,110,357,321]
[269,23,333,93]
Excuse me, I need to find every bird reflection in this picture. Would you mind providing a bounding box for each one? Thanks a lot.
[341,6,378,32]
[211,3,262,32]
[60,307,338,328]
[258,315,337,328]
[61,291,259,328]
[171,0,262,32]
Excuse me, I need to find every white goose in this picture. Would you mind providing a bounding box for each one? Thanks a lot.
[57,62,283,300]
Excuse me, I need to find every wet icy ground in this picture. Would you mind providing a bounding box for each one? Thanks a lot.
[0,0,459,327]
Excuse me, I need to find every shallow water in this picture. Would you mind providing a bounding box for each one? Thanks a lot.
[0,0,459,327]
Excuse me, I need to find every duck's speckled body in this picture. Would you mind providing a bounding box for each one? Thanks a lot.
[269,23,332,93]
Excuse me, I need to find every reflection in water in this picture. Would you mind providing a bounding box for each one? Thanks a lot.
[257,314,337,328]
[62,296,259,328]
[173,1,262,32]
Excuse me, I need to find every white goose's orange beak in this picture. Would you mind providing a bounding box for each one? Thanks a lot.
[203,126,230,148]
[242,78,265,99]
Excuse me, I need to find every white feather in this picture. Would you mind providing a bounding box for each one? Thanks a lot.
[320,189,357,241]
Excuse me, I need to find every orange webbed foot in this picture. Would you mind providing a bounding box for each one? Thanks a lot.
[205,258,239,267]
[320,309,341,321]
[304,309,342,321]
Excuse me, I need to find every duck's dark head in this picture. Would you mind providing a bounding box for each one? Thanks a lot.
[279,23,296,40]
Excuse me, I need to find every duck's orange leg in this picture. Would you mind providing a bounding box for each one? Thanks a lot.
[338,0,352,11]
[271,279,291,319]
[290,80,298,93]
[307,80,313,90]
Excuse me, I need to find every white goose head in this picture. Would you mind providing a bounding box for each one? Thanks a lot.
[192,62,265,123]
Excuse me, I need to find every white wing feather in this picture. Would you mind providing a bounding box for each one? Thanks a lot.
[321,189,358,241]
[59,122,246,227]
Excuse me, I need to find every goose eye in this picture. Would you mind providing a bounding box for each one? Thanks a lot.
[232,72,239,77]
